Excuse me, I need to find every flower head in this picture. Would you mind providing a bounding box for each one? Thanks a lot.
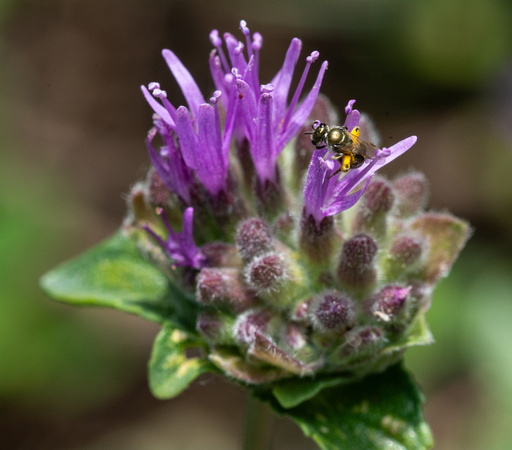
[123,21,470,385]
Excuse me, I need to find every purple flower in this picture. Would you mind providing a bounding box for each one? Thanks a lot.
[143,207,205,269]
[210,21,328,184]
[142,20,327,199]
[141,61,234,198]
[303,101,417,225]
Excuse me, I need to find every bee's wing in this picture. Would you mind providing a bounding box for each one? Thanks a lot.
[356,141,378,159]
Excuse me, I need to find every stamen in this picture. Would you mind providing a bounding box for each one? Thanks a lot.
[251,32,262,93]
[234,41,244,56]
[252,32,263,51]
[240,20,255,64]
[306,51,320,64]
[376,148,391,158]
[152,90,178,125]
[231,67,242,79]
[260,83,274,94]
[152,89,167,98]
[210,90,222,104]
[209,29,222,47]
[210,29,230,73]
[281,51,319,134]
[345,99,356,115]
[211,90,223,145]
[239,20,250,36]
[148,82,160,91]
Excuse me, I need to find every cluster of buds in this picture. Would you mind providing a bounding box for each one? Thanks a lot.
[124,21,469,384]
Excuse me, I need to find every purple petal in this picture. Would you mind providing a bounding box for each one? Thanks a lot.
[303,150,330,222]
[344,106,361,131]
[272,38,302,125]
[253,93,277,182]
[174,106,200,170]
[322,177,372,217]
[331,157,381,202]
[224,33,247,74]
[221,75,240,160]
[277,60,328,152]
[162,49,205,117]
[370,136,417,173]
[196,103,227,194]
[236,78,258,143]
[141,85,174,127]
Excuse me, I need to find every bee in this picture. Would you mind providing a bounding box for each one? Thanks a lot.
[306,122,378,178]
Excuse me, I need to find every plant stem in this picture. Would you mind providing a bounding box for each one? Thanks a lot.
[242,395,276,450]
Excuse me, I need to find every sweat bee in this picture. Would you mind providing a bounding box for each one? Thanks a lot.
[306,122,378,178]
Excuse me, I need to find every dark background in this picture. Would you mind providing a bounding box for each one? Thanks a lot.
[2,0,512,448]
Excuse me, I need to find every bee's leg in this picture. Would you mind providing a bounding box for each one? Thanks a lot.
[315,144,326,149]
[341,154,353,172]
[328,153,352,179]
[327,154,343,179]
[328,167,343,179]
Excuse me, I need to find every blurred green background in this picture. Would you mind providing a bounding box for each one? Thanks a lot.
[2,0,512,448]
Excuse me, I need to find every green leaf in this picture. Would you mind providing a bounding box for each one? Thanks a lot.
[149,323,216,399]
[267,364,433,450]
[272,374,358,409]
[401,313,434,348]
[410,213,471,284]
[271,315,433,410]
[40,232,178,324]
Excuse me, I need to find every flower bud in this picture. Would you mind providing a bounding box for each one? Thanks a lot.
[352,177,394,238]
[337,234,378,293]
[148,169,172,206]
[201,242,241,268]
[310,291,356,333]
[383,234,425,280]
[291,298,311,322]
[196,268,257,312]
[248,330,320,376]
[254,176,285,221]
[245,252,304,309]
[233,308,277,346]
[196,311,235,345]
[366,285,411,323]
[299,212,340,266]
[393,172,429,217]
[283,323,308,351]
[272,211,295,247]
[247,253,284,290]
[337,326,386,362]
[235,218,274,263]
[126,182,157,225]
[346,326,384,349]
